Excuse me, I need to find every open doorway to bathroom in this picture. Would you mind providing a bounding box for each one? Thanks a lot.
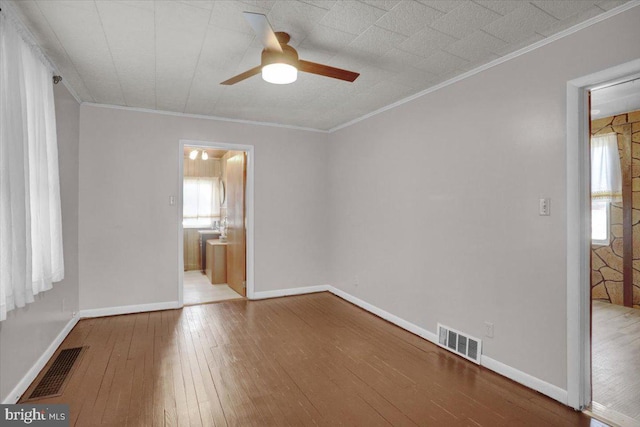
[181,144,247,305]
[589,77,640,424]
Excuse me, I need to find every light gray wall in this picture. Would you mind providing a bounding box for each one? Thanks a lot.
[78,106,329,310]
[0,83,80,402]
[327,8,640,390]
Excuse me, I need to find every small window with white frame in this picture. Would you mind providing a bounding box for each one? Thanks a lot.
[183,176,220,228]
[591,200,610,246]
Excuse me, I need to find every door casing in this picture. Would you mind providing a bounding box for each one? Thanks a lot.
[178,140,255,305]
[566,59,640,410]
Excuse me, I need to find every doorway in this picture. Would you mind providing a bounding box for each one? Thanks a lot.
[565,59,640,417]
[178,140,254,306]
[588,79,640,424]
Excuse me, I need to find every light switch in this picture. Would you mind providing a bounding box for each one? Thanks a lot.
[539,198,550,216]
[169,196,176,206]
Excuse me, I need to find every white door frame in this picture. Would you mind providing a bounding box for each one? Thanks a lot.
[566,58,640,410]
[178,139,255,305]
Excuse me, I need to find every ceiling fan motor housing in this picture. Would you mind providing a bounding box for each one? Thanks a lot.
[261,44,299,69]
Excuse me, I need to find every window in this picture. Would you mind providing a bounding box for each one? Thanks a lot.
[591,133,620,246]
[183,177,220,228]
[591,201,610,246]
[1,13,64,321]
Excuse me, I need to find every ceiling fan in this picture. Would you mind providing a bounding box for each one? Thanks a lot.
[220,12,360,86]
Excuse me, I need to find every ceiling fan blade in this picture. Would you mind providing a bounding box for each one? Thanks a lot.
[298,60,360,82]
[220,66,262,85]
[243,12,283,53]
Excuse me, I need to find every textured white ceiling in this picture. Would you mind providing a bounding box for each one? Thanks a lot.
[9,0,630,130]
[592,77,640,119]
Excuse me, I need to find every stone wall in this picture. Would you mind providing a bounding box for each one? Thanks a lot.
[591,110,640,309]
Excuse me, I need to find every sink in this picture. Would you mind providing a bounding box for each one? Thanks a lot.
[198,229,220,234]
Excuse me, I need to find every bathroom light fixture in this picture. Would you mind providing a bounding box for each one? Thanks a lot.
[201,151,209,160]
[189,149,198,160]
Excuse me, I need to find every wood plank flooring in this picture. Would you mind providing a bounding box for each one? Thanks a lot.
[592,300,640,420]
[21,293,604,426]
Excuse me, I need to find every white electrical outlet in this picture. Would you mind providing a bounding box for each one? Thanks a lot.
[539,198,550,216]
[484,322,494,338]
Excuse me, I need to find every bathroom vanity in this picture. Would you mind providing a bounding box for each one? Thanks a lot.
[206,239,228,284]
[198,230,221,272]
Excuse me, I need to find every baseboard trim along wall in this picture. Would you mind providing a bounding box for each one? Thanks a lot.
[2,316,79,404]
[481,355,568,404]
[250,285,329,300]
[5,287,568,407]
[251,284,569,404]
[325,286,568,405]
[79,300,182,318]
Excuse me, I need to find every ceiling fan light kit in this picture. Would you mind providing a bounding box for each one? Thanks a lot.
[261,41,299,84]
[221,12,359,86]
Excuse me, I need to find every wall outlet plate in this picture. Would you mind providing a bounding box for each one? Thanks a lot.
[484,321,494,338]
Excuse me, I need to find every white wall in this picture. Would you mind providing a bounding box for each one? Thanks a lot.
[327,7,640,391]
[78,106,329,310]
[0,83,80,402]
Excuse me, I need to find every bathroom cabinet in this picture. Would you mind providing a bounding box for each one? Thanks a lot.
[206,239,228,284]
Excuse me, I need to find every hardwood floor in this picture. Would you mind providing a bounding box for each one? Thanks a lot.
[592,300,640,421]
[183,271,243,305]
[21,293,604,426]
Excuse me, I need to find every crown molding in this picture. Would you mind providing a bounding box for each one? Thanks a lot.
[81,102,328,133]
[328,0,640,133]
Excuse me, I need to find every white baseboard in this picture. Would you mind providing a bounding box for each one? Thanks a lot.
[324,286,569,406]
[250,285,329,300]
[6,286,568,407]
[2,316,79,404]
[327,286,439,343]
[481,355,568,404]
[79,300,181,318]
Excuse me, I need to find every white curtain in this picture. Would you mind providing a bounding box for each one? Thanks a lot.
[591,133,622,202]
[0,12,64,321]
[183,177,220,223]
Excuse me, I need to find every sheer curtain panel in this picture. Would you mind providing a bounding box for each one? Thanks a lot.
[183,177,220,227]
[591,133,622,202]
[0,12,64,321]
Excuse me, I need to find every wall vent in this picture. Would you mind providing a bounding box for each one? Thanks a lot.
[437,323,482,364]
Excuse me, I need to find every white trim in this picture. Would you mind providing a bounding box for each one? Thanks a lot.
[60,79,82,105]
[250,285,329,300]
[79,301,181,319]
[566,58,640,411]
[326,286,568,405]
[1,316,79,404]
[328,286,439,343]
[2,284,572,406]
[482,355,568,404]
[328,1,640,133]
[178,140,255,303]
[82,102,327,134]
[4,1,636,134]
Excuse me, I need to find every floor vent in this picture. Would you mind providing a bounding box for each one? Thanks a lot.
[27,346,87,400]
[437,323,482,364]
